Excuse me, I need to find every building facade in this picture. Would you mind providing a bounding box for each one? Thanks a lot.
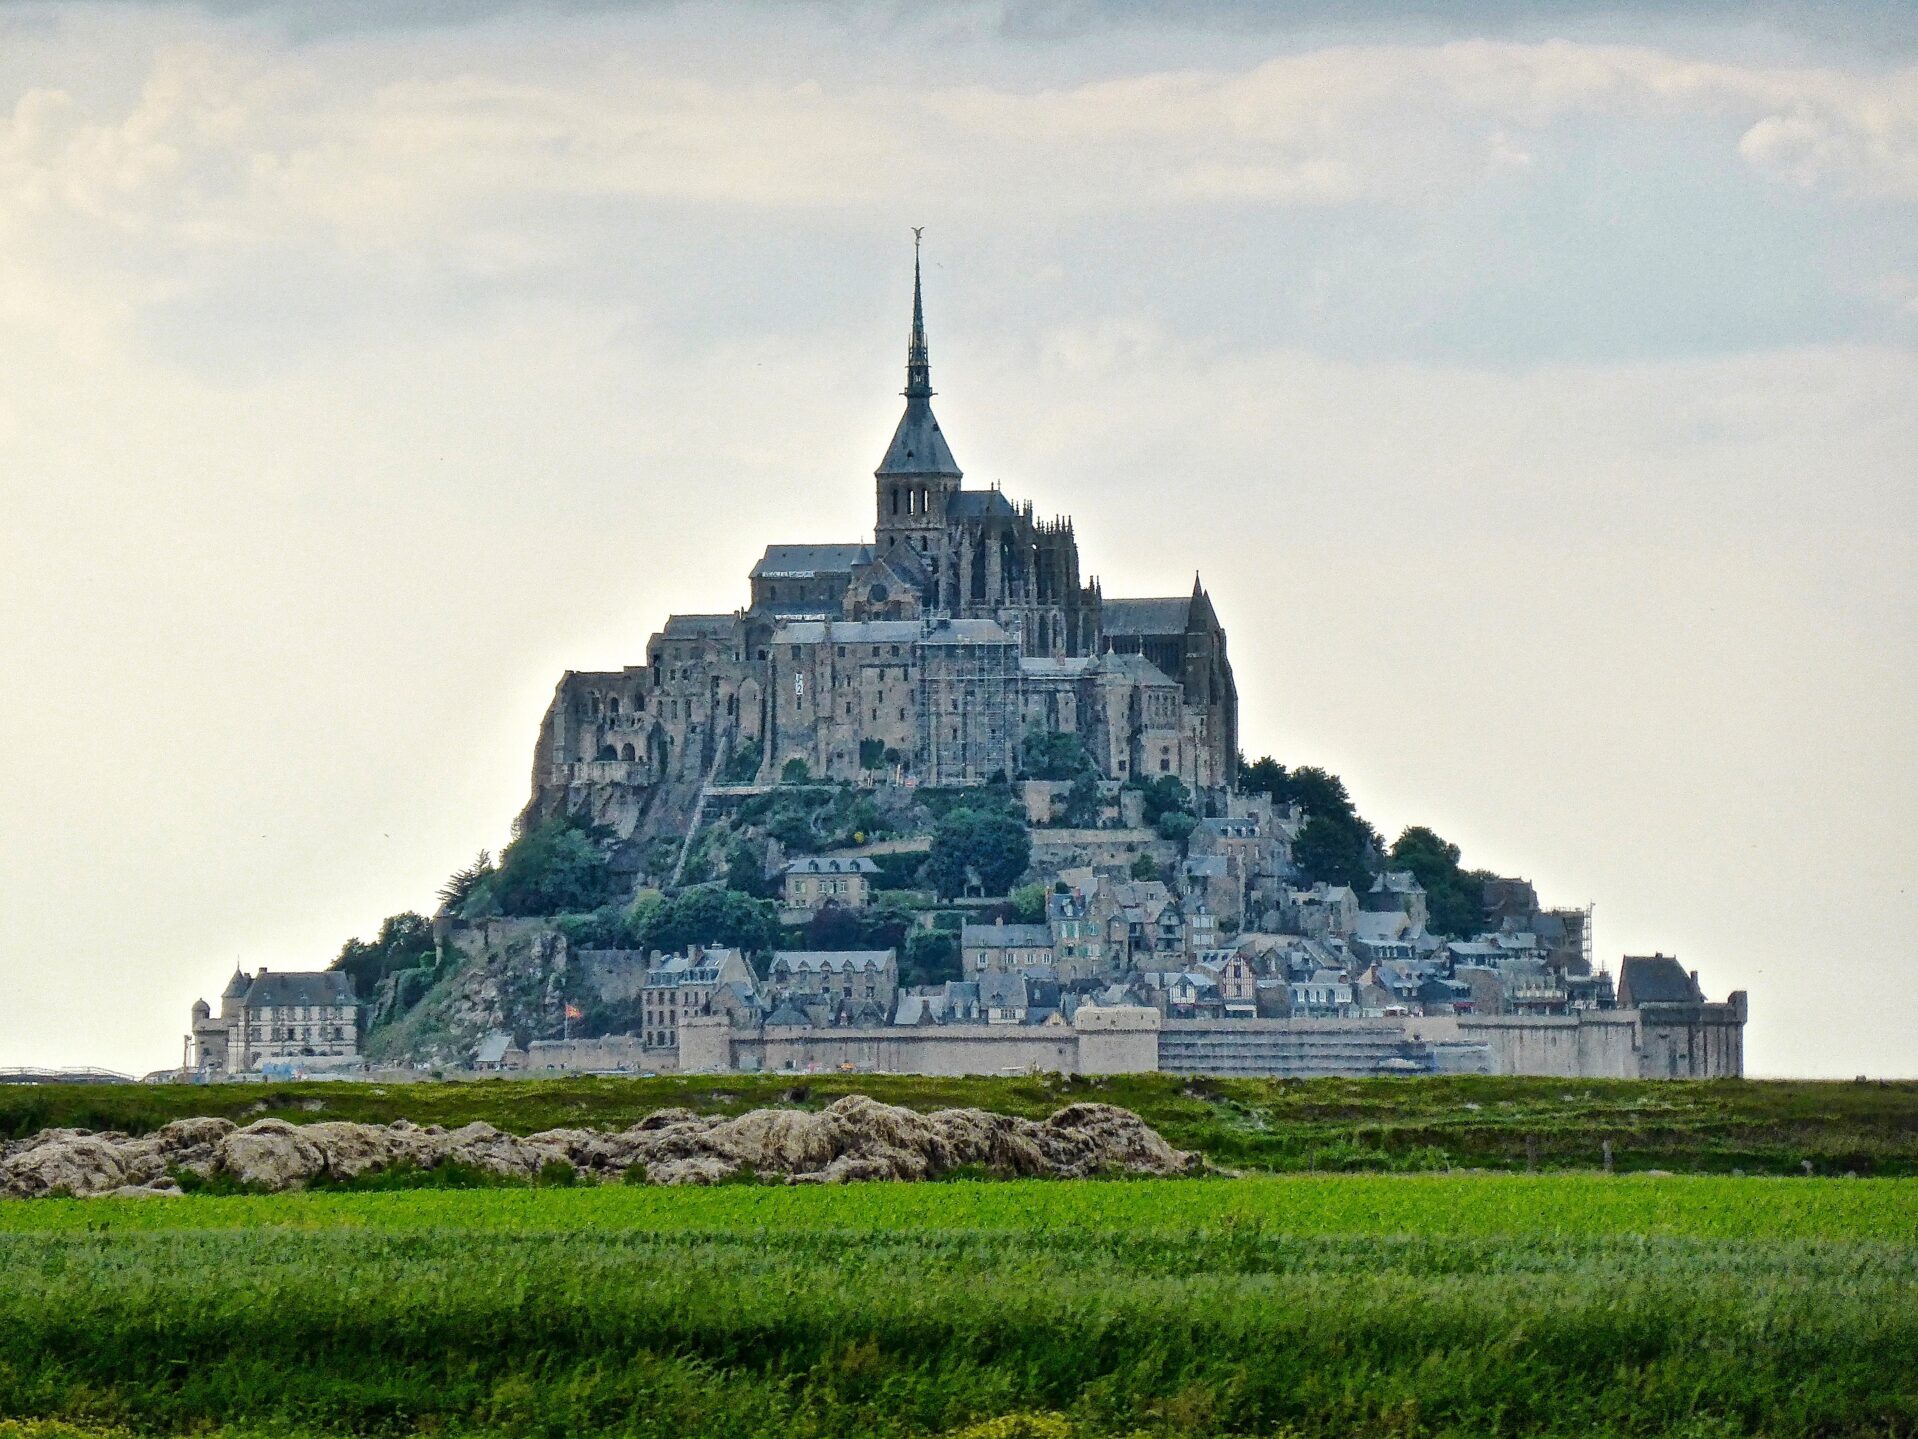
[523,245,1238,843]
[191,969,360,1073]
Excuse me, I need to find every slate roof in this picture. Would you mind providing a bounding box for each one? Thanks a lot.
[221,969,251,1000]
[661,613,738,639]
[773,619,926,645]
[945,489,1016,519]
[962,923,1053,948]
[1019,656,1096,679]
[1619,954,1702,1006]
[784,857,881,876]
[1101,597,1191,637]
[978,973,1030,1009]
[1372,869,1426,895]
[1353,911,1411,943]
[1094,652,1177,686]
[876,397,962,478]
[244,970,356,1009]
[750,544,873,579]
[474,1032,513,1064]
[771,950,896,974]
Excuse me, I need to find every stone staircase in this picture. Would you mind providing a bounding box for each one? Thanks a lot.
[666,728,736,891]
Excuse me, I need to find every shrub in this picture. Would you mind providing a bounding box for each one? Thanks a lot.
[925,809,1031,898]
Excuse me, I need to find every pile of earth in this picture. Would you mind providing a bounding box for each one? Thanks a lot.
[0,1095,1199,1197]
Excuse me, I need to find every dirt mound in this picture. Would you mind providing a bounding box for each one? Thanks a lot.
[0,1096,1197,1197]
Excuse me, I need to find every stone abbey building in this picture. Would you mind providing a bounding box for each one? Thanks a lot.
[526,248,1237,839]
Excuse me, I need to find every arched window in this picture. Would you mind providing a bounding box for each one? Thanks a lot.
[891,486,901,516]
[598,744,618,761]
[621,743,637,761]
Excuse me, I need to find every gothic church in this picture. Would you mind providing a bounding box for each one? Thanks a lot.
[526,245,1237,839]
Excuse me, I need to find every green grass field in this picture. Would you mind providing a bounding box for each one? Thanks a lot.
[1,1174,1913,1439]
[6,1073,1918,1175]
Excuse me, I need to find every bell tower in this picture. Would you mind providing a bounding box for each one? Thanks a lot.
[875,230,962,560]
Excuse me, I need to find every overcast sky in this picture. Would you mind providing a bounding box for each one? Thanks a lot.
[1,0,1912,1078]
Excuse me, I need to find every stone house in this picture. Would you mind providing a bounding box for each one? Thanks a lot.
[1290,968,1356,1018]
[768,949,899,1015]
[1181,853,1245,932]
[781,856,881,916]
[191,968,360,1074]
[1286,883,1360,940]
[1366,869,1430,930]
[641,946,755,1051]
[962,920,1054,977]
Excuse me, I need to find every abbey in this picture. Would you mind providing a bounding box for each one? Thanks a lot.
[525,247,1237,838]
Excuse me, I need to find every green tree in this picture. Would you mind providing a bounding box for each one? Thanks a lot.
[1295,814,1375,892]
[1019,729,1096,781]
[725,838,774,899]
[1135,775,1193,827]
[635,885,780,956]
[1155,810,1198,846]
[1130,853,1160,882]
[924,808,1032,898]
[1062,771,1102,828]
[1010,883,1048,924]
[1388,825,1489,937]
[436,851,494,914]
[780,757,811,784]
[1239,754,1382,891]
[485,819,619,917]
[902,929,960,987]
[330,911,436,999]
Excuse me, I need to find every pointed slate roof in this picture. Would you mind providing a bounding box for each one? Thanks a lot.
[876,238,962,479]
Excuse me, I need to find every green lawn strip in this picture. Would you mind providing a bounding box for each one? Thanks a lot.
[5,1075,1917,1175]
[3,1173,1916,1245]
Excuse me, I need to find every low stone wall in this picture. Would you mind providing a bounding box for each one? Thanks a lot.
[1027,828,1175,873]
[680,1002,1744,1080]
[516,1036,674,1074]
[683,1006,1162,1077]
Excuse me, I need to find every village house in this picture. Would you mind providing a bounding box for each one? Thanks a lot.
[191,968,360,1074]
[641,946,756,1051]
[780,856,882,917]
[962,920,1055,976]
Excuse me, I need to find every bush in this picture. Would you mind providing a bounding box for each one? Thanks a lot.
[481,818,619,917]
[635,885,780,956]
[903,929,961,987]
[925,809,1031,899]
[1019,729,1096,781]
[780,758,812,783]
[331,912,436,998]
[1131,854,1159,882]
[1155,811,1197,846]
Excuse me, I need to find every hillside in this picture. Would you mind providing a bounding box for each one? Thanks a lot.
[5,1075,1915,1176]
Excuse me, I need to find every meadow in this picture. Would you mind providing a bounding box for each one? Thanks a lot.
[6,1072,1917,1175]
[1,1173,1913,1439]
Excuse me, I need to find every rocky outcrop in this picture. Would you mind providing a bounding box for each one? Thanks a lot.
[0,1096,1197,1197]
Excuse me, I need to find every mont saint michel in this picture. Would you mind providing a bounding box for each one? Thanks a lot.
[524,241,1236,842]
[179,244,1746,1086]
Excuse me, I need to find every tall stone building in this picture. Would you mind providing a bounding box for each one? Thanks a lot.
[525,243,1238,840]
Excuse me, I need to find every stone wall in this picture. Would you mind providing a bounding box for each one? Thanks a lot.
[681,1006,1162,1077]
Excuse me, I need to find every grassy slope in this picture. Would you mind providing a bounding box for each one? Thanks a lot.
[4,1073,1916,1175]
[0,1177,1912,1438]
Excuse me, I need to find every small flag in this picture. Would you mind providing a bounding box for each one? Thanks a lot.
[564,1003,583,1021]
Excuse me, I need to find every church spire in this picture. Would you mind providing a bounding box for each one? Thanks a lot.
[905,226,932,399]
